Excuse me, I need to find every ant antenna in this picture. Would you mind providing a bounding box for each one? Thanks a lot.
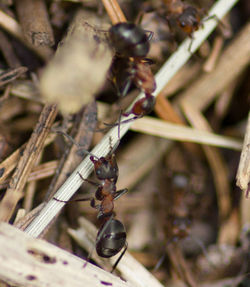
[53,126,100,160]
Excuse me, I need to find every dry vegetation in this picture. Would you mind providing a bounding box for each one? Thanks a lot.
[0,0,249,287]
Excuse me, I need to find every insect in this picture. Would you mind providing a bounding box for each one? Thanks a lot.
[109,22,153,58]
[75,168,128,271]
[55,170,128,271]
[106,22,156,126]
[161,0,203,38]
[54,133,128,271]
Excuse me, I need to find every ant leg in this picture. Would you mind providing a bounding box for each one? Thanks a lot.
[96,215,114,245]
[188,36,194,53]
[77,172,100,187]
[203,14,231,38]
[188,235,216,269]
[152,238,173,272]
[114,188,128,201]
[145,30,154,41]
[118,77,133,98]
[111,241,128,273]
[53,195,93,204]
[103,115,140,128]
[52,127,98,159]
[153,253,166,272]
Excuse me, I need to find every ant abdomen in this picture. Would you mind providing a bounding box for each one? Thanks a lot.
[109,22,150,58]
[96,219,127,258]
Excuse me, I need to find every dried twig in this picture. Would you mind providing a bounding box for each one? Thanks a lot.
[15,0,54,47]
[0,104,58,222]
[0,67,28,87]
[0,222,134,287]
[177,22,250,111]
[0,9,53,61]
[101,0,127,24]
[131,116,242,151]
[236,112,250,197]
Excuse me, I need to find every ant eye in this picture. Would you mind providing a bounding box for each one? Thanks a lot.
[96,170,101,175]
[180,21,186,27]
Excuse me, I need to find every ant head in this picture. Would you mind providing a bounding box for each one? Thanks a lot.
[171,217,192,239]
[96,219,126,258]
[178,7,200,34]
[92,155,119,182]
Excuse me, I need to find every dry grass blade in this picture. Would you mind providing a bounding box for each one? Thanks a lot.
[0,104,58,222]
[0,134,56,184]
[181,101,231,221]
[0,222,134,287]
[131,116,242,151]
[176,21,250,111]
[236,112,250,197]
[0,9,52,60]
[101,0,127,24]
[15,0,55,47]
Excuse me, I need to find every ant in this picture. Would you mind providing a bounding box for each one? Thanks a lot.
[76,170,128,272]
[107,22,156,127]
[161,0,203,38]
[54,136,128,272]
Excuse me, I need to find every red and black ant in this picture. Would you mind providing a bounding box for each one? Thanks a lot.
[54,137,128,272]
[161,0,203,38]
[76,170,128,271]
[107,22,156,126]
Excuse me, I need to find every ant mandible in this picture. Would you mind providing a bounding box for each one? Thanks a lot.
[108,22,156,126]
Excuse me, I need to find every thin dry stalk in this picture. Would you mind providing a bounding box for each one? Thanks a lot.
[236,112,250,197]
[177,22,250,111]
[0,104,58,222]
[130,116,242,151]
[101,0,127,24]
[0,222,134,287]
[0,9,52,60]
[203,36,224,72]
[155,93,200,155]
[15,0,54,47]
[0,66,28,87]
[0,135,56,184]
[180,101,231,221]
[0,30,21,68]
